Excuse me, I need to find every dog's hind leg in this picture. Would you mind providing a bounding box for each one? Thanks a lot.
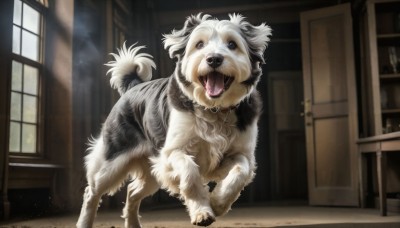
[77,138,134,228]
[122,158,159,228]
[76,185,103,228]
[77,162,132,228]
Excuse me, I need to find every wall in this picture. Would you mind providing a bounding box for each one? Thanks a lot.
[45,0,75,211]
[0,0,14,218]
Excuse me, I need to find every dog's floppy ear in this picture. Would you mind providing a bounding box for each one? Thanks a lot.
[229,14,272,64]
[163,13,211,59]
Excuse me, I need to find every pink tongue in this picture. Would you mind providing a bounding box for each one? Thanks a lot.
[205,73,224,97]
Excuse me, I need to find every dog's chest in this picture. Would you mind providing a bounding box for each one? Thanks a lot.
[190,109,238,173]
[166,108,239,174]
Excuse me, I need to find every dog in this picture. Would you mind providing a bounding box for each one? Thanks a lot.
[76,13,271,228]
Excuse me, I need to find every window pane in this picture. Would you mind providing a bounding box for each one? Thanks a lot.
[23,65,38,95]
[22,124,36,153]
[12,26,21,54]
[11,61,22,92]
[9,122,21,152]
[23,3,40,34]
[22,95,37,123]
[21,30,39,61]
[10,92,21,121]
[13,0,22,26]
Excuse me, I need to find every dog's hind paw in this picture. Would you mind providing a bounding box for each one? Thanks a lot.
[210,196,231,217]
[191,211,215,227]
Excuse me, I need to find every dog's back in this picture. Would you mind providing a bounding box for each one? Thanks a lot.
[102,77,170,161]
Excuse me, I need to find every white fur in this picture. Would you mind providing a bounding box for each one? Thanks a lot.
[229,14,272,57]
[77,137,155,228]
[105,43,156,95]
[150,103,258,224]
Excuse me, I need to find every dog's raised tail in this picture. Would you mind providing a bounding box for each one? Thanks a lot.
[105,43,156,95]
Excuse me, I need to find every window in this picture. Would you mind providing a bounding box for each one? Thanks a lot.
[9,0,47,155]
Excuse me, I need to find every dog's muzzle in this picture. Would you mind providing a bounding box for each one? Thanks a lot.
[199,54,234,98]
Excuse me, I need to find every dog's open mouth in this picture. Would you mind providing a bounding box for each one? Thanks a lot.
[199,72,234,98]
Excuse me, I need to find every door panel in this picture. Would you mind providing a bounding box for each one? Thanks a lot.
[310,15,348,104]
[268,72,307,200]
[301,3,359,206]
[314,117,350,187]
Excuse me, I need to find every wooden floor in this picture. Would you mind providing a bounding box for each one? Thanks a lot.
[1,206,399,228]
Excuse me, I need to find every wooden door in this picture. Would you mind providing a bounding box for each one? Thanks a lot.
[268,71,307,200]
[300,3,359,206]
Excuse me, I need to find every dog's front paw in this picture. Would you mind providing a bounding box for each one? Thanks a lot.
[191,210,215,227]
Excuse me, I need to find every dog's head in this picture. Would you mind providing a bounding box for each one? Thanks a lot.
[164,13,271,109]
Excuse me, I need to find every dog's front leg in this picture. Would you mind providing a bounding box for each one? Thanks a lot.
[154,150,215,226]
[210,153,255,216]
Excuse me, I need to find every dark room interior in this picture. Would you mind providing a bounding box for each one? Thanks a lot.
[0,0,399,227]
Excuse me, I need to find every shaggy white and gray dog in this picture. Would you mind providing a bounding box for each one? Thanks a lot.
[77,13,271,228]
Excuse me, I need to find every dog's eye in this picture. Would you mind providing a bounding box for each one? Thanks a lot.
[196,41,204,49]
[227,41,237,50]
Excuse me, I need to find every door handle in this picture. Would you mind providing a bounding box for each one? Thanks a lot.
[300,111,312,117]
[300,99,312,117]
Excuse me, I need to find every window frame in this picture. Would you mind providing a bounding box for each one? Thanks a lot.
[9,0,47,159]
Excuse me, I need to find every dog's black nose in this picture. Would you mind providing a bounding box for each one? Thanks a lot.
[206,54,224,68]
